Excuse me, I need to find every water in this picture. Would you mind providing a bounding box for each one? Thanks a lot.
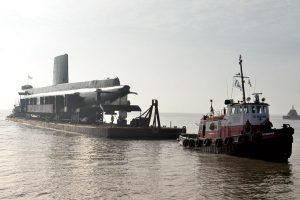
[1,110,300,200]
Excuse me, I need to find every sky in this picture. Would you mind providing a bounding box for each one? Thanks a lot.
[0,0,299,114]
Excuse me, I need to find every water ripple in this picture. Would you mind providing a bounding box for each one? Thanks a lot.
[0,113,299,199]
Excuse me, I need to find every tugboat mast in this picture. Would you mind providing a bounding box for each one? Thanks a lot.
[239,55,246,103]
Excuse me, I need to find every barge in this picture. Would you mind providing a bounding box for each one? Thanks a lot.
[8,54,185,139]
[8,117,183,140]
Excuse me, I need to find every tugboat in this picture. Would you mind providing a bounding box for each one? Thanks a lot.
[283,106,300,120]
[178,56,294,162]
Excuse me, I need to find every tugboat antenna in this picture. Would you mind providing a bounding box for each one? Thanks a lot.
[239,55,246,103]
[210,99,214,114]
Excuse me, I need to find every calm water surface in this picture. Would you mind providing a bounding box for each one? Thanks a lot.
[1,110,300,199]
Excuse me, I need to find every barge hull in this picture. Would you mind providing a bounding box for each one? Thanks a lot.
[8,118,183,140]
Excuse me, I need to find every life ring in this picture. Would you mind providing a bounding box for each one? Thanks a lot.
[188,139,195,148]
[224,137,233,145]
[195,139,203,147]
[204,139,211,146]
[215,139,223,147]
[183,139,189,147]
[209,123,216,130]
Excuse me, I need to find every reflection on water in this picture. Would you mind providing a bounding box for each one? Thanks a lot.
[0,111,299,199]
[196,155,293,199]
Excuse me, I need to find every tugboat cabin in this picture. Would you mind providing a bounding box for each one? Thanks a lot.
[199,93,272,139]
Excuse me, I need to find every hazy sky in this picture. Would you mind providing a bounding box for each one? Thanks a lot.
[0,0,299,114]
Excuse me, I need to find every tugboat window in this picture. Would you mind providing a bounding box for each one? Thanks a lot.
[246,106,250,114]
[231,107,235,114]
[242,106,246,114]
[233,107,240,114]
[234,107,238,114]
[262,106,267,114]
[251,106,256,113]
[239,106,243,114]
[228,108,232,115]
[257,106,262,114]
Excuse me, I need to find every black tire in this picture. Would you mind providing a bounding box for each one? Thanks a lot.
[189,139,195,148]
[183,139,189,147]
[195,139,203,147]
[224,137,233,145]
[204,139,211,146]
[215,139,223,147]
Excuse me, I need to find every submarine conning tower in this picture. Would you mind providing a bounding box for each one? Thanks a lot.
[53,54,68,85]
